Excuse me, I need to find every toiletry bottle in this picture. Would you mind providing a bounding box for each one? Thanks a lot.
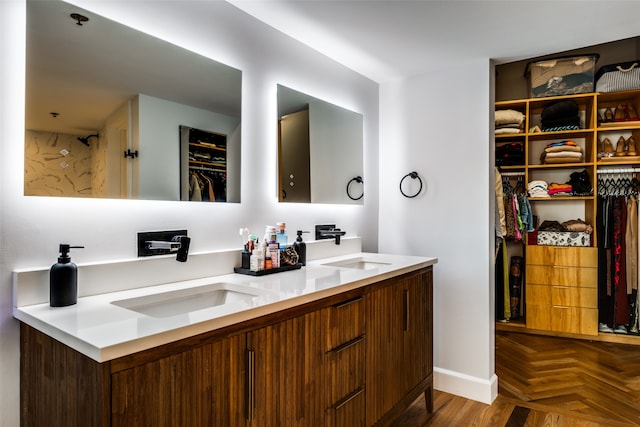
[293,230,308,266]
[250,247,264,272]
[50,244,84,307]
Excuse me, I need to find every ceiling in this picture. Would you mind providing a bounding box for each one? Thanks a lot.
[228,0,640,83]
[26,0,241,136]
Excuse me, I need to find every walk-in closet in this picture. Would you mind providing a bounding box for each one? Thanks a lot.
[495,36,640,345]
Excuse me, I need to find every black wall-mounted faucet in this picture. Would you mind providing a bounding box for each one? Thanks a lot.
[315,224,346,245]
[138,230,190,262]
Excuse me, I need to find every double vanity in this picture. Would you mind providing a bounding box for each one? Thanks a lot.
[15,248,437,426]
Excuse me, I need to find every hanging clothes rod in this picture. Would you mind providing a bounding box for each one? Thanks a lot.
[500,171,525,177]
[597,168,640,175]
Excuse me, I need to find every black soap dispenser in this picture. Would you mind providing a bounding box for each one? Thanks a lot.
[293,230,308,266]
[50,244,84,307]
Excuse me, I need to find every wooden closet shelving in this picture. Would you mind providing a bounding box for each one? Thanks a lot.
[496,89,640,345]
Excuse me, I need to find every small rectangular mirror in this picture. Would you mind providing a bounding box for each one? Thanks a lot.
[277,85,364,204]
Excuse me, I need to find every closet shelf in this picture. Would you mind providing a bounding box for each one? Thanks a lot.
[189,142,226,152]
[528,162,594,169]
[527,129,594,141]
[528,196,595,201]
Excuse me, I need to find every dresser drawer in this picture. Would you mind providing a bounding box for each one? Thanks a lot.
[323,296,365,350]
[526,245,597,267]
[526,304,598,335]
[526,284,597,308]
[526,265,597,288]
[326,336,365,406]
[326,387,365,427]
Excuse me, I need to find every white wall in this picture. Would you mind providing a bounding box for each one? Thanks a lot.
[379,60,496,403]
[135,94,241,202]
[0,1,379,425]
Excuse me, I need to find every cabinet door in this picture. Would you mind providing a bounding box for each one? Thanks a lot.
[366,269,433,426]
[247,310,325,426]
[111,334,246,427]
[366,279,405,425]
[403,270,433,393]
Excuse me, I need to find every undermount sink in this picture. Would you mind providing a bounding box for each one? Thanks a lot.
[111,282,271,318]
[322,257,391,270]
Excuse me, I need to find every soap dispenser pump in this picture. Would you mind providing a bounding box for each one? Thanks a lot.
[293,230,309,266]
[50,244,84,307]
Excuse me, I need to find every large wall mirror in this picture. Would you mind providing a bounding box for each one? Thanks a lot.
[25,0,242,202]
[277,85,364,204]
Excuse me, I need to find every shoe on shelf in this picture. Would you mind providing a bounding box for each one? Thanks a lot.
[626,103,640,121]
[615,324,628,334]
[599,137,615,158]
[615,136,627,156]
[627,136,638,156]
[599,323,614,333]
[614,104,626,121]
[603,107,615,123]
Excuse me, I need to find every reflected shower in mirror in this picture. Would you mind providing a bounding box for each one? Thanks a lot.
[24,0,241,202]
[277,85,364,204]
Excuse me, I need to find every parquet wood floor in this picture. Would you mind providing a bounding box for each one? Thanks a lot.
[390,331,640,426]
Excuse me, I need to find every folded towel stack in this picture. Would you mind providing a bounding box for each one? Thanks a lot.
[527,180,550,198]
[540,140,583,164]
[495,109,524,134]
[541,100,580,132]
[547,182,572,196]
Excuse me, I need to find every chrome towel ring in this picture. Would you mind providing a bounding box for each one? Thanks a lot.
[347,176,364,200]
[399,171,423,198]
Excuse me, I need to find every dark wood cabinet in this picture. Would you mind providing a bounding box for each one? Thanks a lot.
[111,334,246,426]
[20,267,433,426]
[366,268,433,426]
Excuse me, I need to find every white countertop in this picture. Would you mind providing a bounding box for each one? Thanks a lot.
[14,252,436,362]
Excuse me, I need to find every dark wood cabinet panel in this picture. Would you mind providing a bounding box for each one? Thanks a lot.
[247,309,325,426]
[111,333,246,426]
[366,268,433,426]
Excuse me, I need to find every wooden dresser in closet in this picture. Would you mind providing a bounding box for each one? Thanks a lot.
[525,246,598,336]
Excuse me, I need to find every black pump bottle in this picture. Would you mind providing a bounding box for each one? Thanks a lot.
[293,230,308,266]
[50,244,84,307]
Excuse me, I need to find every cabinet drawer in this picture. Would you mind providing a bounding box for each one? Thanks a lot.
[526,304,598,335]
[526,265,597,288]
[326,387,365,427]
[526,284,597,308]
[527,245,597,267]
[326,336,365,406]
[324,296,365,350]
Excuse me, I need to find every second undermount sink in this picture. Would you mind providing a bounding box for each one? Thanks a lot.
[111,282,271,318]
[322,257,391,270]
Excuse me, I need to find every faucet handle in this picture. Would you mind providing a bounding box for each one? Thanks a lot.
[175,236,191,262]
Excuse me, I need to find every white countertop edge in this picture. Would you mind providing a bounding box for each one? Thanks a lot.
[15,253,437,362]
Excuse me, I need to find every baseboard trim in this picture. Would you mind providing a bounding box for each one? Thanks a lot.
[433,367,498,404]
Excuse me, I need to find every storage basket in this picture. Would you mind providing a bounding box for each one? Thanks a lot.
[526,55,598,98]
[595,60,640,93]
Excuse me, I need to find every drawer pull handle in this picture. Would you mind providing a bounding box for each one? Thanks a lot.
[335,387,364,410]
[404,289,410,331]
[335,296,363,309]
[334,336,365,354]
[246,350,255,420]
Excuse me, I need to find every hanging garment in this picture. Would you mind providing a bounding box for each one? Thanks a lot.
[503,239,511,320]
[626,195,638,295]
[495,241,506,321]
[612,195,629,326]
[597,194,614,327]
[190,172,203,201]
[509,256,523,319]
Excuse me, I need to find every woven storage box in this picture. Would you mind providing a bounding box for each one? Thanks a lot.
[526,55,598,98]
[536,231,591,247]
[595,60,640,93]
